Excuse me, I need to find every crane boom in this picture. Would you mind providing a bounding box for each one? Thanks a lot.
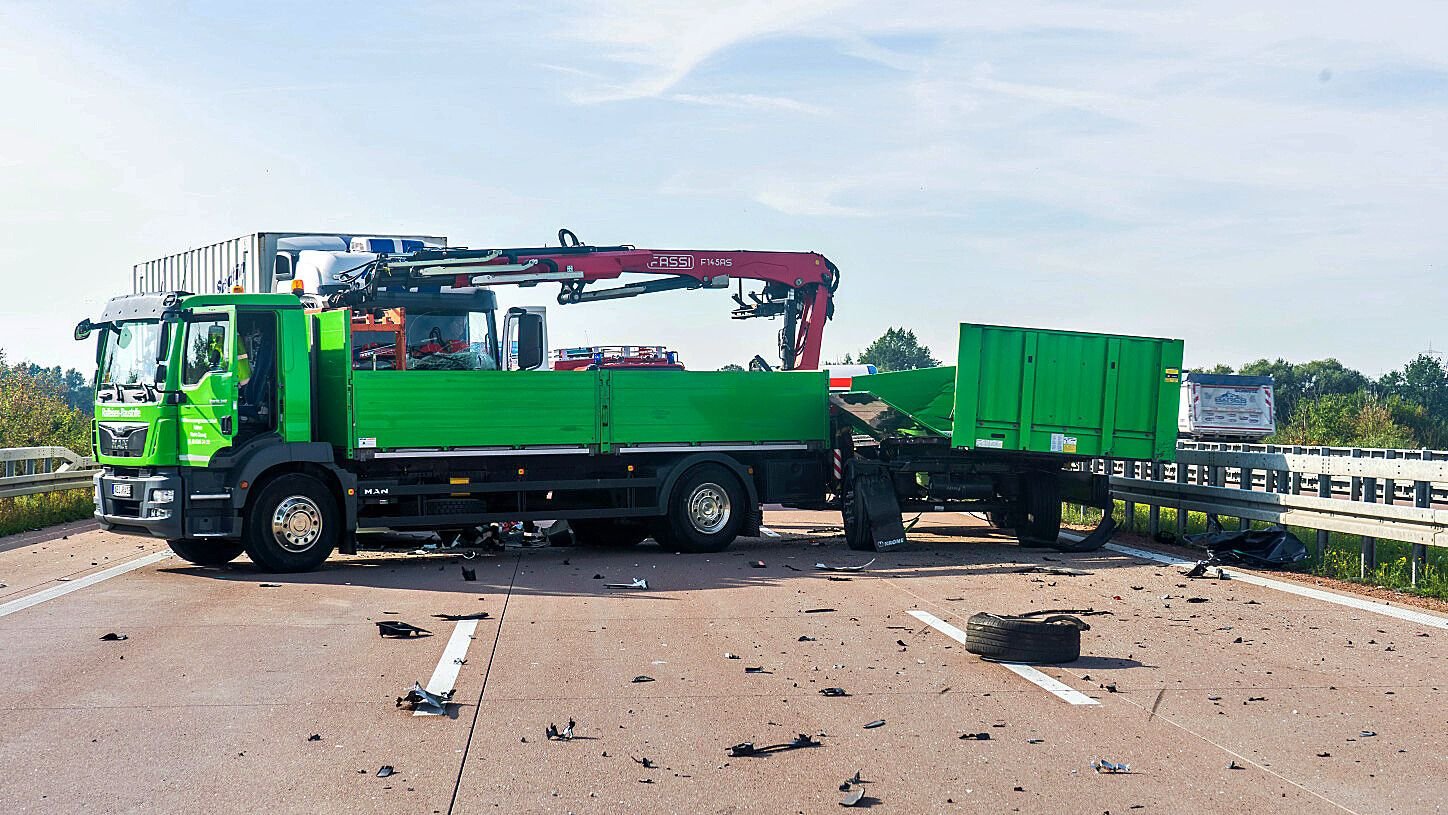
[346,230,839,370]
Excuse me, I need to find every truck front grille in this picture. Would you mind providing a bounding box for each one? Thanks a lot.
[98,423,148,458]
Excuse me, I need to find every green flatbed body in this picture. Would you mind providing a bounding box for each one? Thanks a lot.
[312,310,829,455]
[845,323,1183,461]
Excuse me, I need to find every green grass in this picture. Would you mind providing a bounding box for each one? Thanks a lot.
[0,489,93,538]
[1064,501,1448,601]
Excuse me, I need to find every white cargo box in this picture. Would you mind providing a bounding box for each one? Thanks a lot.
[1178,373,1276,440]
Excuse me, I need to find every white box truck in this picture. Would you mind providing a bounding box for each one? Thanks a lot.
[1178,373,1276,441]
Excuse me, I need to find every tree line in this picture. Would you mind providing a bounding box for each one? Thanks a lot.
[0,350,93,453]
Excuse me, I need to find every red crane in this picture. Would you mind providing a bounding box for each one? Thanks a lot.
[354,229,840,371]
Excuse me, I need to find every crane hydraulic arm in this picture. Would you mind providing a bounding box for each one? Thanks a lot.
[347,230,839,370]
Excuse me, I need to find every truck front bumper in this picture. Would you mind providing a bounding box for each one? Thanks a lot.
[95,469,185,540]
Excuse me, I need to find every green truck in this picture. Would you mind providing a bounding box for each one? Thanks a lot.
[77,234,1181,571]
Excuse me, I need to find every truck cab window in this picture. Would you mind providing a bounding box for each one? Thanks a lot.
[182,316,229,385]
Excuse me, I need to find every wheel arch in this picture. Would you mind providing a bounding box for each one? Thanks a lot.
[654,453,760,514]
[229,443,356,537]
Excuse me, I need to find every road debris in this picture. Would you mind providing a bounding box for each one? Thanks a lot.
[826,576,852,582]
[798,635,817,642]
[724,652,741,659]
[744,666,772,674]
[820,687,849,697]
[1186,597,1210,604]
[750,560,767,568]
[1317,751,1332,758]
[376,766,395,778]
[727,733,821,757]
[783,563,804,571]
[815,557,875,572]
[546,719,577,741]
[1228,760,1244,770]
[632,756,656,768]
[592,573,604,579]
[804,608,836,614]
[632,675,655,683]
[840,786,865,807]
[1016,565,1094,576]
[1092,758,1130,774]
[959,732,991,740]
[258,583,281,588]
[376,621,432,638]
[1361,730,1377,737]
[460,566,476,581]
[604,578,649,590]
[396,682,453,714]
[1026,738,1044,744]
[308,734,321,741]
[863,719,886,729]
[99,632,127,641]
[1184,519,1308,572]
[432,612,490,621]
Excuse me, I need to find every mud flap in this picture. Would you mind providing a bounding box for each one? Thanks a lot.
[1053,513,1117,552]
[851,460,906,552]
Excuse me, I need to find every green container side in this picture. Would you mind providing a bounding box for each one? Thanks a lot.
[607,370,829,446]
[351,370,603,450]
[313,310,354,455]
[840,367,955,437]
[954,323,1183,460]
[277,307,313,444]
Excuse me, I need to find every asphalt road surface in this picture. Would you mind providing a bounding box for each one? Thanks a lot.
[2,512,1444,814]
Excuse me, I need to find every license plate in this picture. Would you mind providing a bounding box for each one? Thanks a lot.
[110,483,133,498]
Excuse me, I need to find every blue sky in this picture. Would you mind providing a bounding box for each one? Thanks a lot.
[1,0,1444,375]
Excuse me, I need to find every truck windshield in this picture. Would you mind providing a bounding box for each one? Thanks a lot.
[405,310,499,370]
[99,321,163,388]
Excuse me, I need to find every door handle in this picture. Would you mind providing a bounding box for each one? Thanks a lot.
[220,416,233,435]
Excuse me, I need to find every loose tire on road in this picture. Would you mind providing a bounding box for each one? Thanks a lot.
[964,612,1087,664]
[659,464,745,554]
[167,539,245,567]
[568,519,650,548]
[242,473,339,572]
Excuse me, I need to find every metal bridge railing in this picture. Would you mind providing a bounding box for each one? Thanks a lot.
[0,447,99,500]
[1086,441,1448,585]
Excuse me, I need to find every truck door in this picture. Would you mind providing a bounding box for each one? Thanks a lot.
[177,307,238,465]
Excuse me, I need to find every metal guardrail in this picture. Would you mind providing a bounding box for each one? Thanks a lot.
[1088,441,1448,585]
[0,447,98,500]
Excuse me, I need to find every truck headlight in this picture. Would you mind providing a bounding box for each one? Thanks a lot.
[151,489,175,504]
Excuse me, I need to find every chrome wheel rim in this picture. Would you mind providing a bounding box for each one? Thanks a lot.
[271,495,323,552]
[686,482,731,535]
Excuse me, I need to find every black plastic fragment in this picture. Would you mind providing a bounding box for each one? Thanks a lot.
[461,566,477,581]
[546,718,577,741]
[959,732,991,740]
[308,734,322,741]
[376,766,395,778]
[632,675,655,683]
[632,756,656,768]
[377,621,432,638]
[432,612,490,621]
[798,635,817,642]
[99,632,127,641]
[396,681,454,714]
[804,608,836,614]
[820,687,849,697]
[863,720,885,729]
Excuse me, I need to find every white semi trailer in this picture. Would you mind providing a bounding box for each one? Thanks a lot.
[1178,372,1276,441]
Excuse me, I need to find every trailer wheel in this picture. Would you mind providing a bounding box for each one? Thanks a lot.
[167,539,245,567]
[841,469,873,551]
[660,464,745,553]
[1014,473,1062,548]
[964,612,1087,664]
[569,519,649,548]
[242,473,339,572]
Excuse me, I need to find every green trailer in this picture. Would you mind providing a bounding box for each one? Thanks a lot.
[833,322,1183,552]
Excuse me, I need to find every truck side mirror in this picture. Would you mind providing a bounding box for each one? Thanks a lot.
[74,319,93,341]
[516,312,545,371]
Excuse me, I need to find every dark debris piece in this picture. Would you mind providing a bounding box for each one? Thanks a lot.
[840,786,865,807]
[959,732,991,740]
[819,687,849,697]
[546,719,577,741]
[432,612,490,621]
[1186,597,1210,604]
[750,560,767,568]
[258,583,282,588]
[632,756,657,768]
[307,734,322,742]
[744,666,772,674]
[99,632,128,641]
[798,635,817,642]
[592,573,604,579]
[863,720,885,729]
[632,675,656,683]
[804,608,836,614]
[376,621,432,638]
[727,733,820,757]
[395,682,454,714]
[461,566,477,582]
[376,766,395,778]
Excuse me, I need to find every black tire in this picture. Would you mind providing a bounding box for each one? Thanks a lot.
[569,518,649,548]
[242,473,339,572]
[167,539,245,566]
[660,464,746,553]
[842,467,873,551]
[964,612,1085,664]
[1014,473,1062,548]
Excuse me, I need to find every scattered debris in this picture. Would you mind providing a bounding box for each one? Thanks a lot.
[863,720,886,729]
[376,621,432,638]
[798,635,817,642]
[592,573,604,580]
[815,558,876,572]
[1184,519,1308,572]
[259,583,281,588]
[1016,565,1094,576]
[727,733,821,757]
[959,732,991,740]
[724,652,741,660]
[604,578,649,590]
[1317,751,1332,758]
[632,675,655,683]
[819,687,849,697]
[546,719,577,741]
[750,560,767,568]
[783,564,804,572]
[1228,760,1244,770]
[1247,696,1266,702]
[1026,738,1044,744]
[432,612,490,621]
[376,766,395,778]
[804,608,836,614]
[1361,730,1377,737]
[307,734,322,741]
[632,756,656,768]
[896,639,908,649]
[99,632,127,641]
[744,666,772,674]
[1186,597,1210,604]
[1103,683,1119,693]
[826,576,853,582]
[1092,758,1130,774]
[461,566,477,582]
[840,786,865,807]
[395,682,453,714]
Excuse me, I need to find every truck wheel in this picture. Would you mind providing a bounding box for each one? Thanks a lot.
[242,474,339,572]
[1014,474,1062,548]
[964,612,1086,664]
[841,471,873,551]
[167,539,245,567]
[660,464,745,553]
[569,519,648,548]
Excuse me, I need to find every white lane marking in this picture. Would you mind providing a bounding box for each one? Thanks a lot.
[0,551,171,619]
[907,609,1099,706]
[413,619,480,716]
[1068,534,1448,631]
[759,526,781,538]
